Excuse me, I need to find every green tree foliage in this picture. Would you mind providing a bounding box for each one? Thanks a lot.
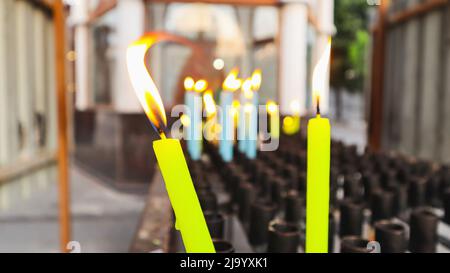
[331,0,370,92]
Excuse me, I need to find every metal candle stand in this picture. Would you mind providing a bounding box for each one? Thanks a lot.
[168,133,450,253]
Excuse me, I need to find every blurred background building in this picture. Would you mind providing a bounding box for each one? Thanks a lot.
[0,0,449,252]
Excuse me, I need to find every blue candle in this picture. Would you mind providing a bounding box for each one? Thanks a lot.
[184,78,206,161]
[240,79,253,158]
[191,79,207,160]
[237,90,247,153]
[220,69,241,162]
[184,77,195,156]
[246,91,258,159]
[245,70,262,159]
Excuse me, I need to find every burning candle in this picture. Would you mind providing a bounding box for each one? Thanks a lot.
[191,79,207,160]
[306,37,332,253]
[203,90,217,141]
[231,100,240,145]
[184,77,195,156]
[220,69,241,162]
[241,79,253,158]
[127,34,215,253]
[246,69,262,159]
[282,100,301,135]
[238,83,247,153]
[266,100,280,140]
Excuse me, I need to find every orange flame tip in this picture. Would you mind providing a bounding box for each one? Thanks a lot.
[126,35,167,135]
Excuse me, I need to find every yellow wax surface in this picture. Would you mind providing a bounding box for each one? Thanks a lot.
[306,115,331,253]
[153,138,215,253]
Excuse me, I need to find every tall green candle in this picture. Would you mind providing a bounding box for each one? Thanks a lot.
[306,37,332,253]
[127,34,215,253]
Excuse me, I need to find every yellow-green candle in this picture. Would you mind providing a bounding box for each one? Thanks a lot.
[126,33,215,253]
[306,37,332,253]
[266,100,280,140]
[306,107,330,253]
[282,100,301,135]
[154,138,215,252]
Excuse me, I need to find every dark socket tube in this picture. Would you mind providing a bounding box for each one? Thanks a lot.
[374,220,407,253]
[284,190,304,224]
[204,211,225,239]
[267,221,300,253]
[339,199,364,237]
[408,177,427,208]
[370,189,394,222]
[409,207,438,253]
[340,236,372,253]
[249,199,278,247]
[213,239,235,253]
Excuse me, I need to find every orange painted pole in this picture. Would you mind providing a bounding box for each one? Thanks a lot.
[53,0,71,253]
[369,0,390,151]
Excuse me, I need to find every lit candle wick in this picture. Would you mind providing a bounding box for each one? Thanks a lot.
[316,96,321,116]
[159,130,167,139]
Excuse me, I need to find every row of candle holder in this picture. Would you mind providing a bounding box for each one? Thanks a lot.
[279,134,450,224]
[190,132,450,253]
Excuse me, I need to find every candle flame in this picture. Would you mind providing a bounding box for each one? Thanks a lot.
[244,103,253,113]
[223,68,241,92]
[242,78,253,99]
[250,69,262,91]
[180,114,190,127]
[194,79,208,93]
[312,37,332,111]
[184,77,195,91]
[203,90,216,115]
[266,100,278,114]
[126,35,167,137]
[290,100,300,115]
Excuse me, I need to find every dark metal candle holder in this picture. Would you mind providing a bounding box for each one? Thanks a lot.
[284,190,304,224]
[213,239,235,253]
[374,220,407,253]
[339,199,364,237]
[409,207,438,253]
[204,211,225,239]
[267,220,300,253]
[408,177,427,208]
[340,236,372,253]
[249,199,278,247]
[370,189,394,222]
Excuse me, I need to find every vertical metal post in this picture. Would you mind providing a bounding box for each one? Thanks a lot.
[53,0,71,252]
[368,0,390,151]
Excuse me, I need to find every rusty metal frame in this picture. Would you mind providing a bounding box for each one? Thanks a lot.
[53,0,72,253]
[89,0,321,31]
[388,0,449,26]
[368,0,390,151]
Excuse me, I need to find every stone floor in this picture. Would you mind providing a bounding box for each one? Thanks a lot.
[0,164,146,253]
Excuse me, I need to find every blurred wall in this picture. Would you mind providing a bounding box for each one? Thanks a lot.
[379,0,450,163]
